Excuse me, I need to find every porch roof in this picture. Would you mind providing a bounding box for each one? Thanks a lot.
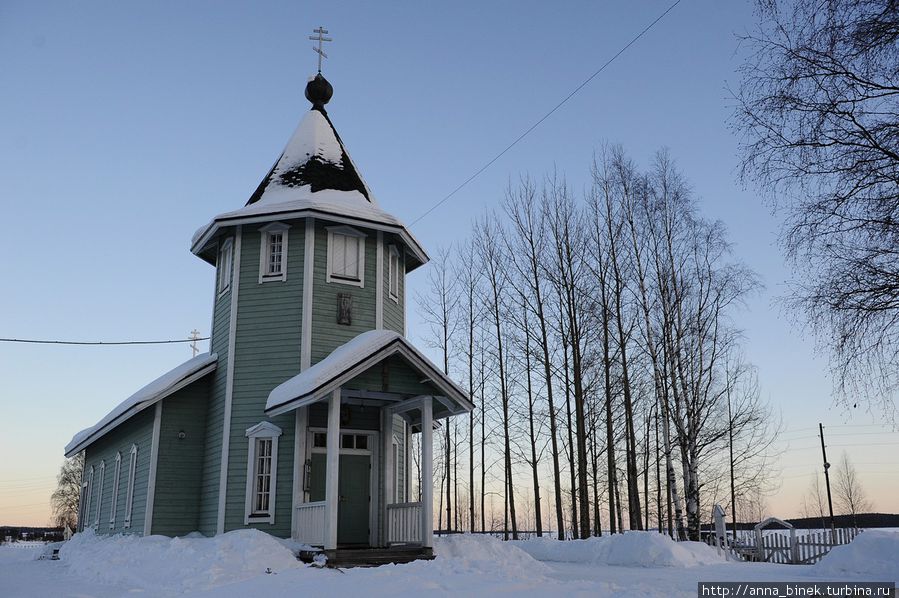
[265,330,473,418]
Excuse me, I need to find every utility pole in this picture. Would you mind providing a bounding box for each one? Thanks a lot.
[818,423,836,535]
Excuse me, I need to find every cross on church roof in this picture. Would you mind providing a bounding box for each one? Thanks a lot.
[309,26,332,73]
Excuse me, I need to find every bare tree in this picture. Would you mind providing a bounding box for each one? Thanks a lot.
[544,176,593,539]
[455,238,482,532]
[800,473,830,531]
[51,452,84,530]
[834,452,873,529]
[416,247,459,531]
[476,214,519,539]
[734,0,899,417]
[503,179,566,539]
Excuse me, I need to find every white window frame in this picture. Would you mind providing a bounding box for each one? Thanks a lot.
[82,466,94,532]
[326,225,366,287]
[387,245,400,303]
[217,238,234,295]
[258,222,290,283]
[244,421,282,525]
[94,460,105,529]
[109,452,122,529]
[124,444,138,529]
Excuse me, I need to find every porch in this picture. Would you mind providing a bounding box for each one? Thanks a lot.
[287,392,437,552]
[264,330,474,563]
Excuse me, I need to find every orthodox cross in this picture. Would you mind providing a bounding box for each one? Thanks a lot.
[309,26,332,73]
[189,329,200,357]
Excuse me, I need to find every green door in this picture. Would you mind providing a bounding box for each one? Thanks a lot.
[307,452,371,546]
[338,454,370,546]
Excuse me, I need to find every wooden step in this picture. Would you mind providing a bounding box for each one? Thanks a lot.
[298,546,434,568]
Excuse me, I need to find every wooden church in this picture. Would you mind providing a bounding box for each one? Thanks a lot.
[65,66,473,563]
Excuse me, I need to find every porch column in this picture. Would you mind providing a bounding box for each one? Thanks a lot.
[291,405,309,539]
[382,408,394,547]
[324,388,341,550]
[420,396,433,549]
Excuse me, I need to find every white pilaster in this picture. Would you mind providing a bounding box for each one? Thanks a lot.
[324,388,341,550]
[420,396,433,549]
[301,218,315,371]
[217,226,242,535]
[144,401,162,535]
[375,231,384,329]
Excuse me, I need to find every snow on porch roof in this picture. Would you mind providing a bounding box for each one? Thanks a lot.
[65,353,217,457]
[265,330,473,417]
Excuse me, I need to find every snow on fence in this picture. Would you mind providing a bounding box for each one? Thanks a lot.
[387,502,421,544]
[294,500,326,546]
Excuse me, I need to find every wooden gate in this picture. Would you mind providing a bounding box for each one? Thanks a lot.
[793,528,860,564]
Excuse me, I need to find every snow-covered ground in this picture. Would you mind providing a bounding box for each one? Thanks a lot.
[1,529,896,597]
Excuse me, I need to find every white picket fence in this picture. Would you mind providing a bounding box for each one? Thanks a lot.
[731,528,861,564]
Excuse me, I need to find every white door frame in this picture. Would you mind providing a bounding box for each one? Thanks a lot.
[307,427,379,546]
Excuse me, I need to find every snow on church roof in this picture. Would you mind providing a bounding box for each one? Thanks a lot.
[190,75,428,267]
[65,353,217,457]
[266,330,472,417]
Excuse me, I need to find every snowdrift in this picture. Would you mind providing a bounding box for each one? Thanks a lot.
[433,534,550,577]
[813,530,899,581]
[59,529,303,593]
[511,531,725,567]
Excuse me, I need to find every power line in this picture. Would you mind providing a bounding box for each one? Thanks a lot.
[410,0,682,225]
[0,337,208,346]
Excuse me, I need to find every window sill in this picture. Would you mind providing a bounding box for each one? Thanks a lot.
[327,274,364,288]
[259,273,286,283]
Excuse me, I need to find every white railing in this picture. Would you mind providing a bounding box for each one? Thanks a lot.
[294,501,326,546]
[387,502,422,545]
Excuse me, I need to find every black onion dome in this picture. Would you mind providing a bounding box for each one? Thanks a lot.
[305,73,333,110]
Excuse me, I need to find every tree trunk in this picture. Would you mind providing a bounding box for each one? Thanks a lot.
[523,307,543,537]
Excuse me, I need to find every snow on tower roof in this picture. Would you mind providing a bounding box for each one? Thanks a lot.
[190,75,428,268]
[64,353,217,457]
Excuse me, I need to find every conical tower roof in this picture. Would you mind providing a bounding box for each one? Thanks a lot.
[191,74,427,269]
[246,74,374,206]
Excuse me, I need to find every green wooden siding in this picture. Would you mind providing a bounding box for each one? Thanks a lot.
[221,222,304,537]
[392,415,407,501]
[310,222,378,364]
[308,403,380,431]
[82,406,155,536]
[345,355,443,397]
[152,376,211,536]
[382,235,406,334]
[198,235,235,535]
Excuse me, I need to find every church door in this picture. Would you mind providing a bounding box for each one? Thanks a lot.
[307,431,375,547]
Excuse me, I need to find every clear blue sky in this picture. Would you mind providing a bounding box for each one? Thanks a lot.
[1,0,895,526]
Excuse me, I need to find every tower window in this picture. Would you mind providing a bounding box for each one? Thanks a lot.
[217,238,234,295]
[259,223,290,283]
[388,245,400,302]
[327,226,366,287]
